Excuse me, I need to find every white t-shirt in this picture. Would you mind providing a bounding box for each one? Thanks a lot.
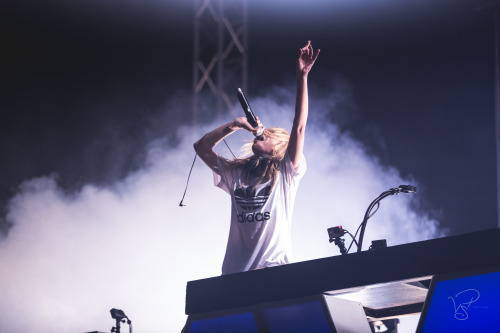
[213,151,306,275]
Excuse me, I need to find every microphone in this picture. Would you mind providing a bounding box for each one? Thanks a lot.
[236,88,264,136]
[398,185,417,193]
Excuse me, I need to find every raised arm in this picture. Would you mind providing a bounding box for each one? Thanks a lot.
[288,41,320,171]
[194,116,261,174]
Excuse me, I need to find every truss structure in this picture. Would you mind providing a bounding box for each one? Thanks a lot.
[193,0,248,124]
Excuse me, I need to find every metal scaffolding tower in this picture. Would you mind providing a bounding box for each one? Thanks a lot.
[193,0,248,125]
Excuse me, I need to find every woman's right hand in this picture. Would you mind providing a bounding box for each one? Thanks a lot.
[234,116,264,135]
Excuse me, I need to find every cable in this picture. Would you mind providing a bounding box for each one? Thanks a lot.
[356,185,416,252]
[345,230,358,250]
[346,201,379,253]
[179,153,197,207]
[347,222,362,253]
[223,138,237,159]
[179,136,237,207]
[368,201,380,218]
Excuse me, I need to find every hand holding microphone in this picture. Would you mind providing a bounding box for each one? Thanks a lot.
[236,88,264,136]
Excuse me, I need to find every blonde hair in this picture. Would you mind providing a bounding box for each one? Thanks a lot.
[228,127,290,193]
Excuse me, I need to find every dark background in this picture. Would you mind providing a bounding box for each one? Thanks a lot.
[1,0,499,236]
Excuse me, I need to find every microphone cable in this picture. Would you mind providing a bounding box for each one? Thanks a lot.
[179,138,236,207]
[179,153,197,207]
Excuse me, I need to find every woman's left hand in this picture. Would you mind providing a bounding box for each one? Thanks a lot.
[296,40,320,76]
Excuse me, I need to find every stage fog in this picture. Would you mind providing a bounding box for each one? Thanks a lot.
[0,85,442,332]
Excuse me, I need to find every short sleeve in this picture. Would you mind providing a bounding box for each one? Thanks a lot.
[213,155,233,194]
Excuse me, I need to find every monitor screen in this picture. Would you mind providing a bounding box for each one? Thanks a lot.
[187,312,258,333]
[416,266,500,333]
[262,300,332,333]
[184,294,369,333]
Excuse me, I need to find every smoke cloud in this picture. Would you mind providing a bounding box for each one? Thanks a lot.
[0,85,443,332]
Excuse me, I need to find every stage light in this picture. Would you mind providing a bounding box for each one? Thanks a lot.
[356,185,417,252]
[327,225,345,241]
[110,308,132,333]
